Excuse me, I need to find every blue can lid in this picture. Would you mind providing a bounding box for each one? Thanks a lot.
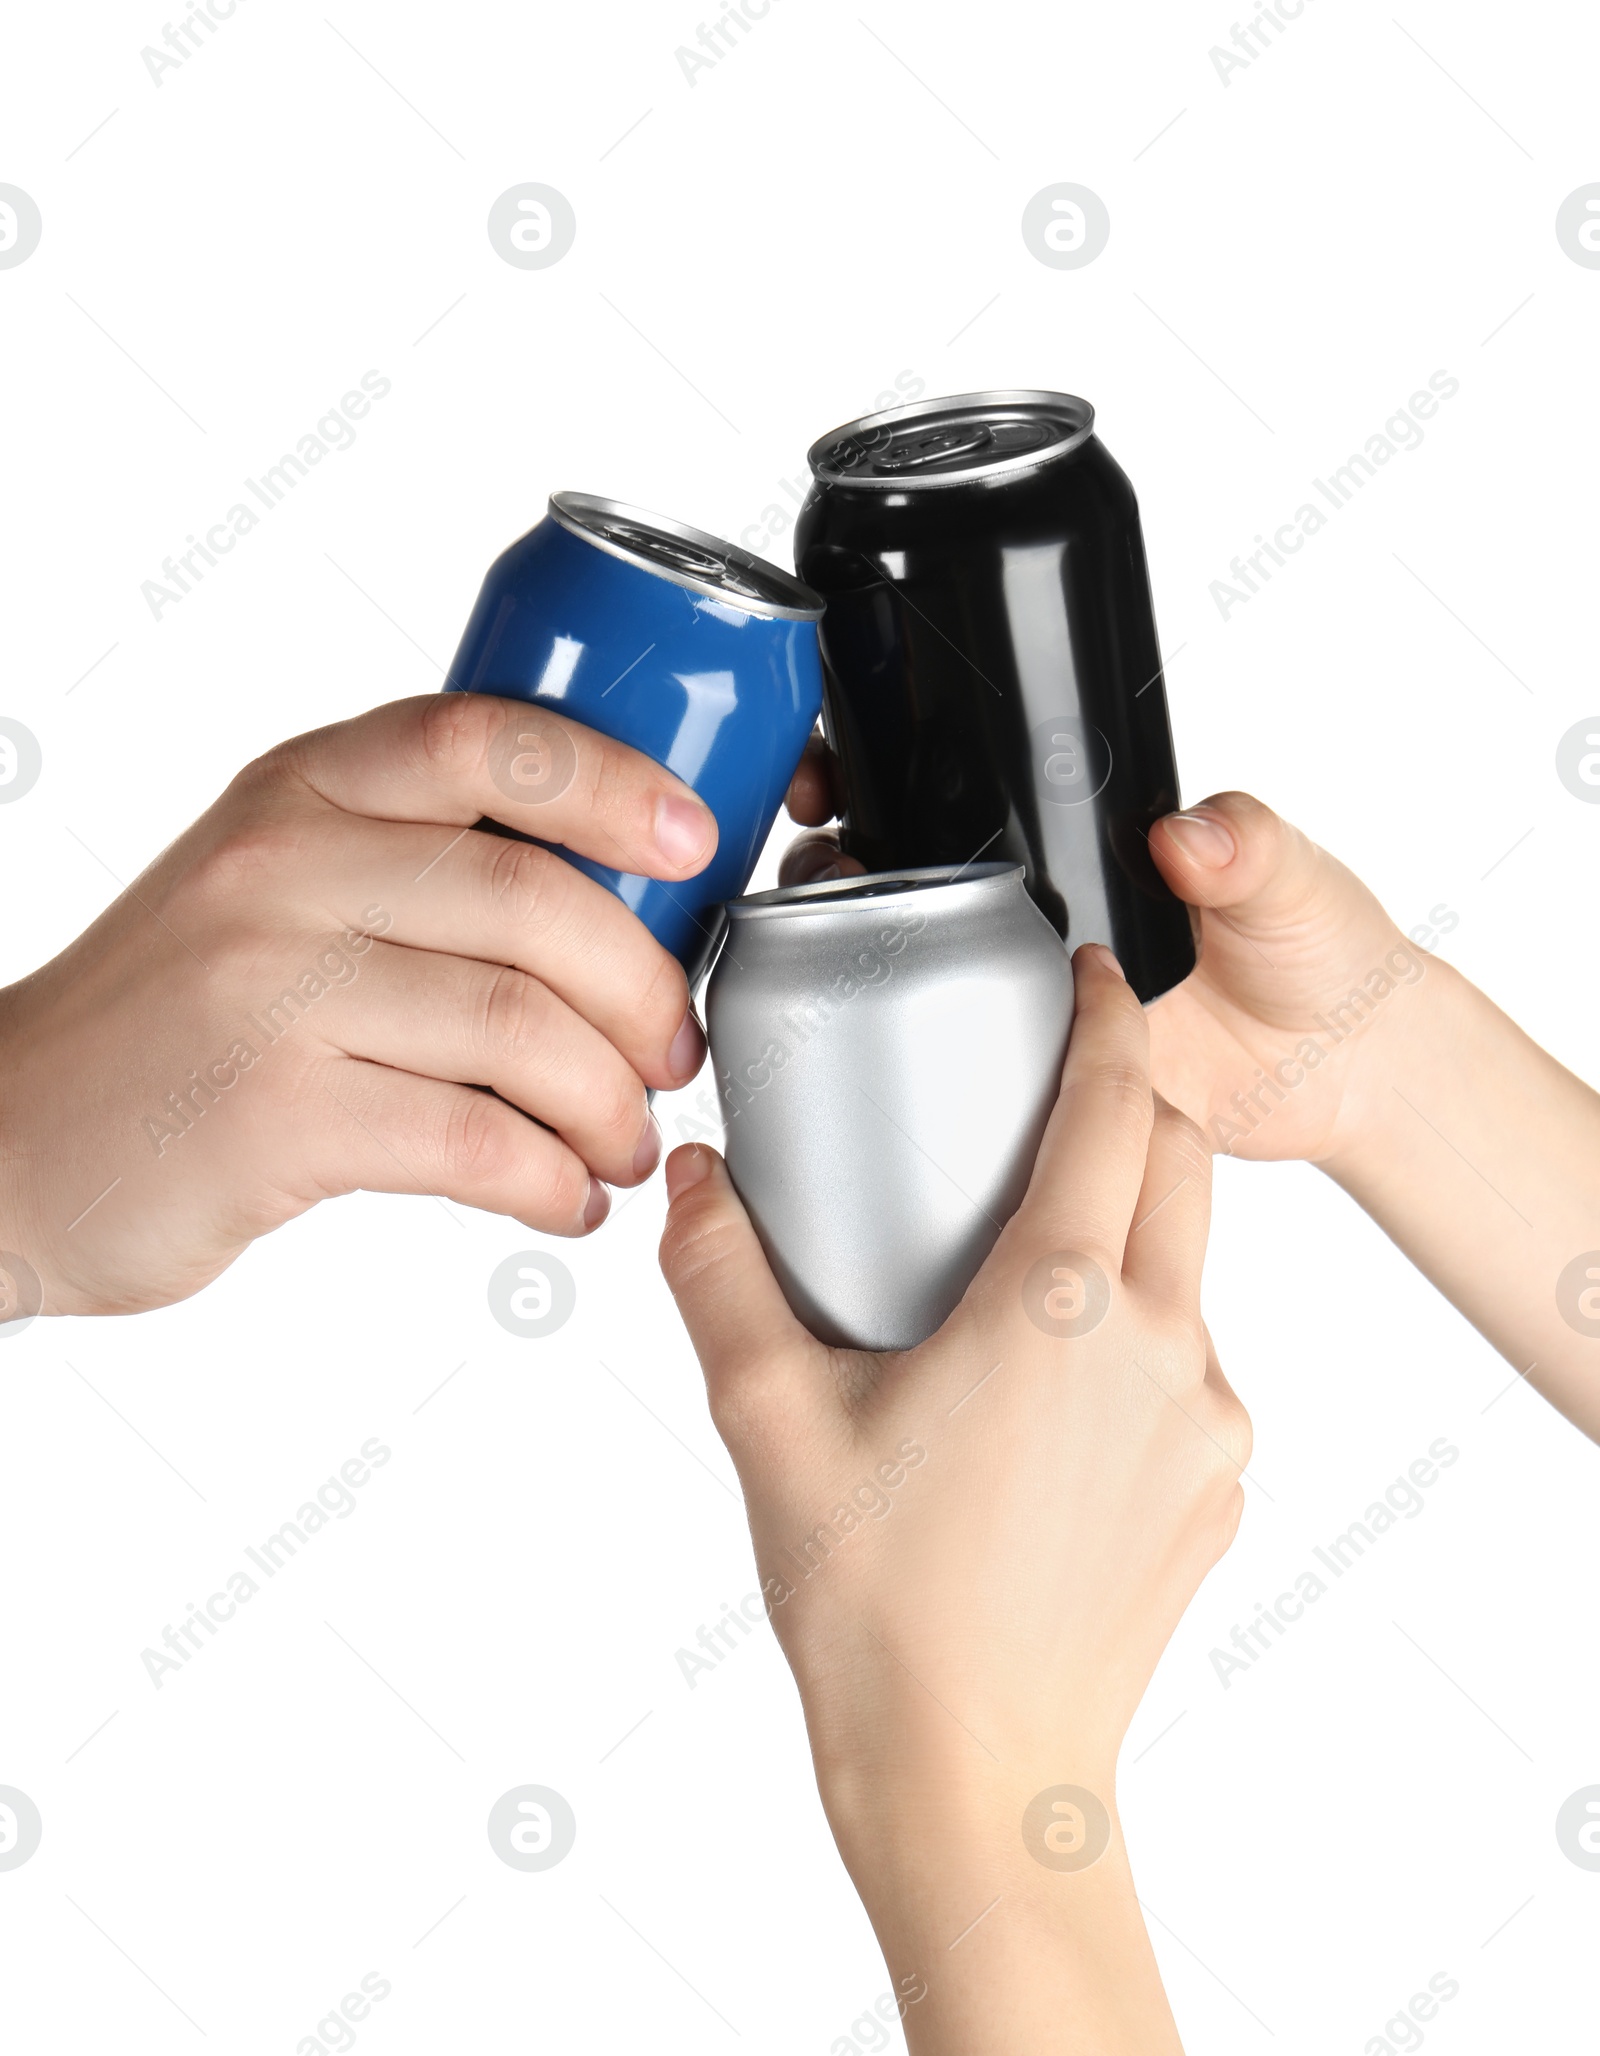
[550,491,823,620]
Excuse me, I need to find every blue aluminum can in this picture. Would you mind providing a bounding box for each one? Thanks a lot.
[445,492,824,989]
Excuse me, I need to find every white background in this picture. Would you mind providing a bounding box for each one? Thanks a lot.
[2,0,1599,2049]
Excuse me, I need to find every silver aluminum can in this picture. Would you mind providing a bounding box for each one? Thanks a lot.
[705,863,1074,1351]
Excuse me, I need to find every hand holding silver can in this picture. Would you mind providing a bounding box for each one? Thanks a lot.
[660,948,1244,2049]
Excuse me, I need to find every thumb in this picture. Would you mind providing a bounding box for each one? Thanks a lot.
[658,1144,823,1444]
[1148,792,1324,924]
[1148,791,1394,951]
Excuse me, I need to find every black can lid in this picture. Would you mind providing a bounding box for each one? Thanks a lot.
[807,389,1095,490]
[550,492,823,620]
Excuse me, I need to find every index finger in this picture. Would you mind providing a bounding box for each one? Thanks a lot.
[266,693,719,881]
[1012,943,1155,1275]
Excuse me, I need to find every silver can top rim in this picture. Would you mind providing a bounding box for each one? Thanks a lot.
[729,862,1023,920]
[806,390,1096,491]
[549,491,824,620]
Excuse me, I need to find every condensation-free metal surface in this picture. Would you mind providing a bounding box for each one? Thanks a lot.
[445,501,823,987]
[706,864,1074,1352]
[806,389,1096,489]
[549,491,822,619]
[795,390,1196,1005]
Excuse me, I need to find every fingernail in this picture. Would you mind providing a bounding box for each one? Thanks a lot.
[632,1114,663,1182]
[1163,808,1235,868]
[811,860,844,882]
[668,1010,705,1083]
[655,792,716,871]
[583,1177,610,1231]
[665,1145,714,1201]
[1083,943,1126,981]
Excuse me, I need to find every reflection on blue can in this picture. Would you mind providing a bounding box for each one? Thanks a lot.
[445,492,824,989]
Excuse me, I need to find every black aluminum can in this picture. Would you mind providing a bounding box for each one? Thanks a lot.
[794,389,1195,1004]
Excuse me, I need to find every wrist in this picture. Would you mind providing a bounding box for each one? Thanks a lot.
[818,1744,1120,1876]
[1318,948,1476,1185]
[816,1759,1178,2055]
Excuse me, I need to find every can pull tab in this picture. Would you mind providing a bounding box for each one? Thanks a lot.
[876,423,996,471]
[604,522,724,581]
[598,518,772,605]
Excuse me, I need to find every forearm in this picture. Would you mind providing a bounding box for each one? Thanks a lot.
[821,1760,1183,2055]
[1323,955,1600,1437]
[661,956,1244,2055]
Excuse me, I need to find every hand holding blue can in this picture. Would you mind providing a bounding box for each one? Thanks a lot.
[446,493,824,989]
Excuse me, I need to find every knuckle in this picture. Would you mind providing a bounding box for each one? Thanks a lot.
[636,947,691,1045]
[594,1066,647,1148]
[1001,1209,1117,1284]
[1201,1391,1254,1481]
[486,836,555,927]
[1069,1060,1151,1159]
[705,1373,793,1460]
[535,1149,591,1225]
[701,1351,800,1456]
[703,1366,751,1445]
[415,690,495,778]
[538,1151,592,1226]
[476,964,549,1063]
[180,813,316,907]
[439,1091,521,1191]
[1155,1102,1213,1181]
[1066,1056,1155,1145]
[225,743,297,808]
[1082,1055,1155,1114]
[659,1194,739,1299]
